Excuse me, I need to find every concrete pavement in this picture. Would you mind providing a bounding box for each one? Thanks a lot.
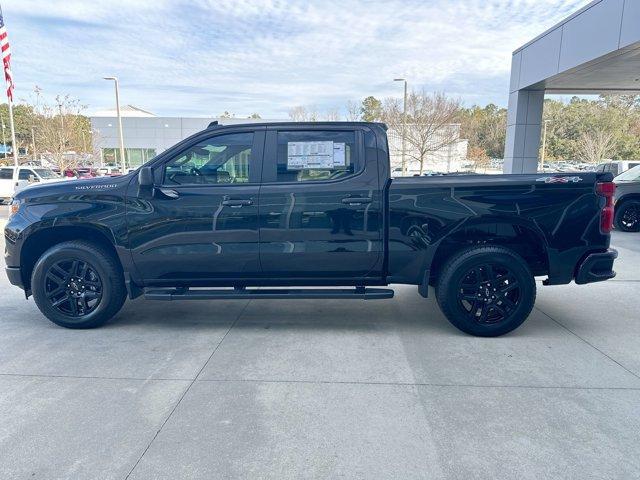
[0,227,639,479]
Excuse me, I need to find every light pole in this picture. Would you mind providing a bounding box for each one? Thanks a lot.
[394,78,408,176]
[31,126,37,162]
[104,77,127,173]
[57,101,65,155]
[1,119,6,159]
[540,119,551,172]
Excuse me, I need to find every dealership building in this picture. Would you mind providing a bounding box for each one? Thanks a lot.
[90,106,277,169]
[505,0,640,173]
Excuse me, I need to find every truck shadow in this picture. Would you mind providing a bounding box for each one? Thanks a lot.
[110,290,458,335]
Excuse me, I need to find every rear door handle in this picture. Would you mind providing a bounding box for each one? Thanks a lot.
[222,199,253,208]
[341,197,372,205]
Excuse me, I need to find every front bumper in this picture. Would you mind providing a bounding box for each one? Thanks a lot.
[575,249,618,285]
[5,266,24,289]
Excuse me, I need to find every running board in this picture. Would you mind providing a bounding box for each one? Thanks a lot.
[143,287,394,301]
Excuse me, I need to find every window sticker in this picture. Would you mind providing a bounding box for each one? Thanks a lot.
[287,141,334,170]
[333,142,346,167]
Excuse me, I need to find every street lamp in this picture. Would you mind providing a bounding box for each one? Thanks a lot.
[540,119,551,172]
[394,78,408,176]
[103,77,127,173]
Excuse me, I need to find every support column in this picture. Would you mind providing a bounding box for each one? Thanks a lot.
[503,89,544,174]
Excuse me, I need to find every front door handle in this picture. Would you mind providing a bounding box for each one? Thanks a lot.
[222,199,253,208]
[341,196,372,205]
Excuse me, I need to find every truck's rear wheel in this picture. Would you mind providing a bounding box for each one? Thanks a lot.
[31,241,126,329]
[435,246,536,337]
[614,201,640,232]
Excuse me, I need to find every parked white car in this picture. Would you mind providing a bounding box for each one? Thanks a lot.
[0,166,62,203]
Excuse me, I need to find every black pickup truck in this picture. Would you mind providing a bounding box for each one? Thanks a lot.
[4,122,618,336]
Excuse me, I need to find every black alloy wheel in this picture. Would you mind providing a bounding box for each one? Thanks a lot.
[435,245,536,337]
[31,240,126,328]
[44,259,103,317]
[617,202,640,232]
[456,263,521,325]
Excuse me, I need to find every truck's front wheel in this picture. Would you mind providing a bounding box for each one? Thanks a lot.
[31,241,127,329]
[436,246,536,337]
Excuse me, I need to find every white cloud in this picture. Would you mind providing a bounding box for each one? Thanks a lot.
[4,0,589,117]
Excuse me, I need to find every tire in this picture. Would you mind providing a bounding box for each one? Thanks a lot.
[435,245,536,337]
[31,241,126,328]
[614,201,640,232]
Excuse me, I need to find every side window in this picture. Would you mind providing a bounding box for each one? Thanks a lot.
[0,169,12,179]
[164,132,253,185]
[275,130,357,182]
[18,169,35,181]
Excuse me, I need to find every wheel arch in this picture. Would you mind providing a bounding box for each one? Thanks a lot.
[616,193,640,208]
[20,225,123,292]
[428,218,549,285]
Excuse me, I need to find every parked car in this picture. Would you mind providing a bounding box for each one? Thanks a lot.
[4,122,617,337]
[613,165,640,232]
[596,160,640,177]
[0,166,61,203]
[59,167,98,179]
[96,166,122,176]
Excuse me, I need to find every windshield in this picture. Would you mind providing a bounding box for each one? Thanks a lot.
[33,168,60,179]
[615,165,640,182]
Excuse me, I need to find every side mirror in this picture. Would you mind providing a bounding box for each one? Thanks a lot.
[138,166,154,187]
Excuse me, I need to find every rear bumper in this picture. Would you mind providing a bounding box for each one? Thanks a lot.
[575,249,618,285]
[5,266,24,289]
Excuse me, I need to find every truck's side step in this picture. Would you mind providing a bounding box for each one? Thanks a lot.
[143,287,394,301]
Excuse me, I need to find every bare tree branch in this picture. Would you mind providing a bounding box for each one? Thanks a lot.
[382,90,462,174]
[576,129,615,163]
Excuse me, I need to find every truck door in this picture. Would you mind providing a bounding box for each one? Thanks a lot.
[127,128,264,283]
[258,126,383,279]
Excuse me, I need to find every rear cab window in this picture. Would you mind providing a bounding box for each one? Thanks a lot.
[270,130,360,183]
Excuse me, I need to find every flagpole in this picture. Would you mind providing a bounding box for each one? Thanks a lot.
[0,3,17,168]
[7,93,17,167]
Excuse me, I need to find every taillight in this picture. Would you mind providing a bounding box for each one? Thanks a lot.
[596,182,616,234]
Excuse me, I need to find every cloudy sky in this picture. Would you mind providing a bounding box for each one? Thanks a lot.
[5,0,589,118]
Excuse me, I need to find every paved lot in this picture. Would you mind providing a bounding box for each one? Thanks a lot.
[1,222,639,479]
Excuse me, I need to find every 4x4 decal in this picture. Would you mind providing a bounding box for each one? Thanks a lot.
[536,176,583,184]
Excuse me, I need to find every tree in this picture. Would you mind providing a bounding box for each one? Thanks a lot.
[0,103,37,154]
[361,96,382,122]
[247,113,261,119]
[541,95,640,162]
[31,91,89,171]
[325,108,340,121]
[467,145,491,172]
[458,104,506,159]
[288,105,319,121]
[382,90,462,174]
[345,100,361,121]
[219,111,234,119]
[575,129,615,163]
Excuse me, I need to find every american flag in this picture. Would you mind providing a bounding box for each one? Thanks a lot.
[0,8,14,101]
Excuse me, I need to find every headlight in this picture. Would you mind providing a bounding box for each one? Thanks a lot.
[8,198,21,219]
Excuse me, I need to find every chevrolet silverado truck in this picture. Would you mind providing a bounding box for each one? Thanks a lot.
[4,122,618,336]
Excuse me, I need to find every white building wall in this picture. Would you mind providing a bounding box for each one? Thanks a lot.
[90,117,276,167]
